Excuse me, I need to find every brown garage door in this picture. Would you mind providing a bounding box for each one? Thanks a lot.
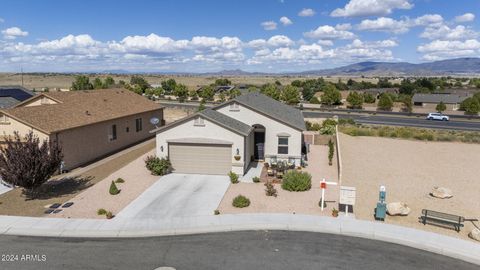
[169,143,232,175]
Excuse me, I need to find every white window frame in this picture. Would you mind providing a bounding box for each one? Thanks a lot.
[194,117,205,126]
[278,137,289,155]
[229,103,240,111]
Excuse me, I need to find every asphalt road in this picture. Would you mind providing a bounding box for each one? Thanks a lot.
[0,231,477,270]
[303,111,480,131]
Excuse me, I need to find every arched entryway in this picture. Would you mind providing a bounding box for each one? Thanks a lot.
[252,124,265,161]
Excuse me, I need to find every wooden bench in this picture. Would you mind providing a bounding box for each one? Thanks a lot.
[420,209,464,232]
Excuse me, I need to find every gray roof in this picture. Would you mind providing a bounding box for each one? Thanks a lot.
[199,108,253,136]
[232,92,306,130]
[413,93,470,104]
[0,97,22,109]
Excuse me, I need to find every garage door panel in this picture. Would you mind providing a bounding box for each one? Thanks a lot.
[169,143,231,175]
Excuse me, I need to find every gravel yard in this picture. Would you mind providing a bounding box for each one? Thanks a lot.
[339,132,480,241]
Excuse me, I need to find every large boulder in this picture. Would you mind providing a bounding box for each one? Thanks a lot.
[387,202,411,216]
[431,187,453,199]
[469,228,480,242]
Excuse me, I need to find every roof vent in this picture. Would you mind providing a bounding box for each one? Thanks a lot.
[85,110,91,116]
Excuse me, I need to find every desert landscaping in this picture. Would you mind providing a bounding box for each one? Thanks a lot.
[339,132,480,241]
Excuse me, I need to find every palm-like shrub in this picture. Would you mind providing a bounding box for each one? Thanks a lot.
[281,171,312,192]
[109,181,120,195]
[228,171,239,184]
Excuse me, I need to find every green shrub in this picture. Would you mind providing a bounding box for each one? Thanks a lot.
[115,178,125,183]
[109,181,120,195]
[264,182,278,197]
[281,171,312,192]
[232,195,250,208]
[145,155,171,176]
[228,171,239,184]
[106,211,114,219]
[97,208,107,215]
[252,176,260,183]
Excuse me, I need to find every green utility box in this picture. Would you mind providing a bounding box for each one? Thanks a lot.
[375,202,386,221]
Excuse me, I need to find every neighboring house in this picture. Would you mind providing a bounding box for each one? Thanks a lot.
[412,93,471,111]
[152,92,306,175]
[0,89,163,170]
[363,88,399,98]
[0,86,35,108]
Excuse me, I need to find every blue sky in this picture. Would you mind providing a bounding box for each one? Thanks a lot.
[0,0,479,72]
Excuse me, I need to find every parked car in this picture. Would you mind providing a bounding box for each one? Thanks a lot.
[426,113,449,121]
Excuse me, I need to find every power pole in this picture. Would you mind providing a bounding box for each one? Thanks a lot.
[21,67,24,87]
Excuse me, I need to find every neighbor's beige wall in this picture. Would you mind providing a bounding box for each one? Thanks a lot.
[0,114,49,141]
[54,109,163,170]
[21,96,58,107]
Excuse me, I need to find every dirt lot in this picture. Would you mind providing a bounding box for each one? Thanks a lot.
[339,133,480,241]
[0,73,381,90]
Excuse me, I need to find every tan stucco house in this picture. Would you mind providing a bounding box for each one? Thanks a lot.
[0,89,163,170]
[152,92,306,175]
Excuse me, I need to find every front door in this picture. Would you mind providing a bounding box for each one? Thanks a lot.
[254,132,265,160]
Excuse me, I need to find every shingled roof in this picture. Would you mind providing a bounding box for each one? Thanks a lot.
[0,86,35,108]
[199,108,252,136]
[231,92,306,131]
[1,89,162,134]
[412,93,470,104]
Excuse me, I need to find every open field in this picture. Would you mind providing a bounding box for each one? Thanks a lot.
[0,73,383,90]
[339,133,480,241]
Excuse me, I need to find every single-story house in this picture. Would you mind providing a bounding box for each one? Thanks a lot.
[0,89,164,170]
[152,91,306,175]
[0,86,35,108]
[412,93,471,110]
[364,88,399,98]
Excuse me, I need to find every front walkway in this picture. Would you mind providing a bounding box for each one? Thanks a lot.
[240,162,262,182]
[116,174,230,219]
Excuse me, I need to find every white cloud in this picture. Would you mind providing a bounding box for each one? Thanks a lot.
[357,14,443,34]
[348,39,398,48]
[2,27,28,40]
[304,25,356,40]
[247,35,294,48]
[420,25,478,40]
[261,21,277,30]
[417,39,480,60]
[317,40,334,46]
[455,13,475,23]
[335,23,352,31]
[331,0,413,17]
[298,8,315,17]
[279,16,292,26]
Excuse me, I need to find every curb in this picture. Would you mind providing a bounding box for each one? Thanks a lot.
[0,214,478,265]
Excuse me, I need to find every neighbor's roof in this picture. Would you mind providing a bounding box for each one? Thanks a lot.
[199,108,252,136]
[412,93,470,104]
[1,89,163,134]
[231,91,306,131]
[0,86,35,108]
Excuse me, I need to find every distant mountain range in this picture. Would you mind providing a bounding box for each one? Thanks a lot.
[204,58,480,77]
[56,57,480,76]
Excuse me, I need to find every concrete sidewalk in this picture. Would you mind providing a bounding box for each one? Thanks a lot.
[0,213,478,265]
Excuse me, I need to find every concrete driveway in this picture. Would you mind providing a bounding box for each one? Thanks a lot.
[116,174,230,219]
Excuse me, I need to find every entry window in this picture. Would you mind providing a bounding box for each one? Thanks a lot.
[135,118,143,132]
[109,124,117,141]
[229,103,240,111]
[0,114,9,124]
[194,117,205,126]
[278,137,288,154]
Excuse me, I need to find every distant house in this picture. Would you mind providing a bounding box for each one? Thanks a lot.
[0,89,164,170]
[412,93,471,110]
[0,86,35,108]
[363,88,399,98]
[152,92,305,175]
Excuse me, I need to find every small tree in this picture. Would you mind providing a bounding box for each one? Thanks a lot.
[321,84,342,105]
[0,132,63,196]
[71,75,93,90]
[346,91,364,109]
[198,99,206,111]
[281,85,300,105]
[460,97,480,115]
[363,92,376,103]
[328,139,334,166]
[173,84,189,102]
[436,101,447,113]
[377,94,394,111]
